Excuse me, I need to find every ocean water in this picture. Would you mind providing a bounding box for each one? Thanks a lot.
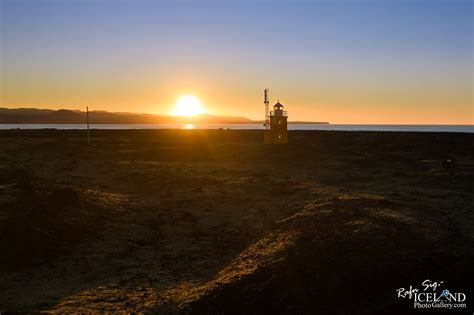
[0,124,473,133]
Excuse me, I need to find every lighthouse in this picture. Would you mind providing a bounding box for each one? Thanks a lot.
[264,89,288,144]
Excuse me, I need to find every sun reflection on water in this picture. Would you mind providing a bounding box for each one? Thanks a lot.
[184,124,195,129]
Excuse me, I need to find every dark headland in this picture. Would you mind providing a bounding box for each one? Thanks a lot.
[0,129,472,313]
[0,108,329,125]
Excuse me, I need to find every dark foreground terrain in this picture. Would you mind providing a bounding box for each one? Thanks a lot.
[0,129,473,314]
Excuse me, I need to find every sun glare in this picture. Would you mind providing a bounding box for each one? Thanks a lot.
[172,95,205,116]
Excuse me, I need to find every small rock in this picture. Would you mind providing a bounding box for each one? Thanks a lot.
[46,187,79,207]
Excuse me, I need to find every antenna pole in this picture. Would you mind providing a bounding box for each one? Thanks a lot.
[264,89,270,130]
[86,106,90,144]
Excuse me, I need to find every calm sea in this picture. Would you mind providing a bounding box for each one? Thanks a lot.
[0,124,473,133]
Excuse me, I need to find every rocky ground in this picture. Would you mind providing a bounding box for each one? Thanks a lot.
[0,129,473,314]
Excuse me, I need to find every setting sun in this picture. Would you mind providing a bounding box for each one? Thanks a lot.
[172,95,205,116]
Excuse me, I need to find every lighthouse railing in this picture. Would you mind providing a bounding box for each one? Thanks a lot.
[270,111,288,117]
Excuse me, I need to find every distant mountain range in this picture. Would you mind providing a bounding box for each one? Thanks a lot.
[0,108,329,125]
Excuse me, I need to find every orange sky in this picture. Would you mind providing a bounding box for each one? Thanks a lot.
[1,0,473,124]
[2,72,472,124]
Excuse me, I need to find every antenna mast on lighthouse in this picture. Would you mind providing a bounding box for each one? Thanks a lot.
[264,88,270,130]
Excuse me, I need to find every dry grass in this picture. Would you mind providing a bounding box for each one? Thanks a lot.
[0,130,472,313]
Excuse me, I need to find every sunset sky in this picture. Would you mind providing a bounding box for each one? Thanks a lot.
[1,0,472,124]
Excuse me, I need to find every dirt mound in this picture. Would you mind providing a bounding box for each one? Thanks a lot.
[0,183,118,271]
[45,187,80,208]
[186,197,473,314]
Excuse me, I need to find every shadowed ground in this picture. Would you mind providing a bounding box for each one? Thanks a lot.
[0,130,473,313]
